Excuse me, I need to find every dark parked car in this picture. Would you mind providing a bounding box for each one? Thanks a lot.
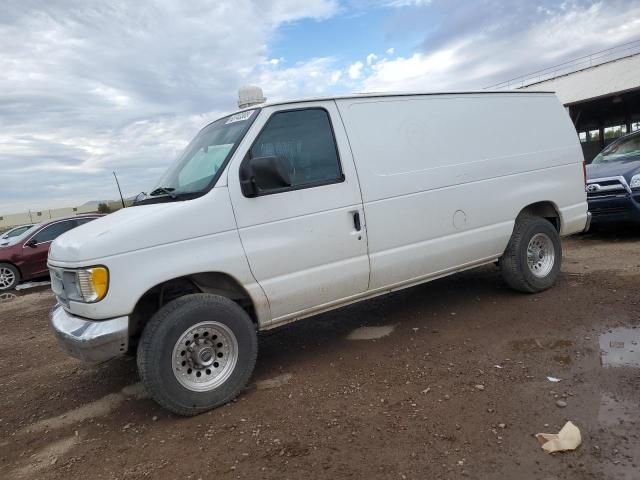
[0,215,102,290]
[586,130,640,225]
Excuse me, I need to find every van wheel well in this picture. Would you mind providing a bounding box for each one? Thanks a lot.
[518,202,560,232]
[129,273,257,346]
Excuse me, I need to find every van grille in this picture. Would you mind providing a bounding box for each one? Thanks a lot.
[586,179,627,198]
[49,267,80,306]
[591,206,628,216]
[49,267,68,306]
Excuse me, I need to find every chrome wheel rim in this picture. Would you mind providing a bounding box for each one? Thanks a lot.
[0,267,16,290]
[172,321,238,392]
[526,233,555,278]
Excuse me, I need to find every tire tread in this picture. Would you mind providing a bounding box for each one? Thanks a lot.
[137,293,257,416]
[500,215,561,293]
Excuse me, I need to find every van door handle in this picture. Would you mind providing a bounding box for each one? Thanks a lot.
[353,211,361,231]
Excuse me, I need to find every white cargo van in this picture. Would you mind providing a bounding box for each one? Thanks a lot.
[48,91,589,415]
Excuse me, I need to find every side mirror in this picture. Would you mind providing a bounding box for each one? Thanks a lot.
[240,156,291,197]
[25,238,37,248]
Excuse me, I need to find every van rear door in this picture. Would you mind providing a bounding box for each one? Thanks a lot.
[227,101,369,324]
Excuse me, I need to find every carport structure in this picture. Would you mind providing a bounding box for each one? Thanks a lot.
[488,40,640,163]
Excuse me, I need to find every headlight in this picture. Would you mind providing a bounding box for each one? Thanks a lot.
[76,266,109,302]
[630,174,640,189]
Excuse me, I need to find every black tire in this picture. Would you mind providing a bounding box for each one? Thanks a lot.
[500,216,562,293]
[137,293,258,416]
[0,263,20,291]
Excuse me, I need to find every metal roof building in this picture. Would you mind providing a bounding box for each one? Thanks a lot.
[489,40,640,162]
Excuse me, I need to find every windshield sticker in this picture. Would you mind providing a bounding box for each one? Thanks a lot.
[225,110,254,124]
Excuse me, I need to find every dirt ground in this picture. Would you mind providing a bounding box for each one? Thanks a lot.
[1,228,640,480]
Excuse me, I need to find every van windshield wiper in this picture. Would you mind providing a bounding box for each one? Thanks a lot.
[149,187,177,199]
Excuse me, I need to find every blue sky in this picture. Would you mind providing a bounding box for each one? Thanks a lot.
[270,8,409,65]
[1,0,640,212]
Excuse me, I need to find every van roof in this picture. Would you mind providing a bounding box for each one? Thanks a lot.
[241,89,556,111]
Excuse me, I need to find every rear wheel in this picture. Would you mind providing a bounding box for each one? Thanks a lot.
[0,263,19,291]
[137,293,258,416]
[500,216,561,293]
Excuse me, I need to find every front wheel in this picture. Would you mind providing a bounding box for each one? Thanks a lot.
[500,216,562,293]
[137,293,258,416]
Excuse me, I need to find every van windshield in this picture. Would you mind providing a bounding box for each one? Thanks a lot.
[147,110,257,200]
[592,133,640,164]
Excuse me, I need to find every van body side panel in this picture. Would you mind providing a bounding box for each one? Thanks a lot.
[227,102,370,324]
[337,93,587,290]
[560,201,591,235]
[556,163,591,234]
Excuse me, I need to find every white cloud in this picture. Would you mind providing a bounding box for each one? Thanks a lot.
[257,57,345,99]
[2,0,640,213]
[383,0,432,7]
[260,0,339,23]
[90,85,132,109]
[0,0,340,212]
[362,48,459,91]
[525,2,640,61]
[348,61,364,79]
[359,1,640,92]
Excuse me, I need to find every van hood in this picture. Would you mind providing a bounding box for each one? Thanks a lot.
[49,189,236,264]
[586,156,640,181]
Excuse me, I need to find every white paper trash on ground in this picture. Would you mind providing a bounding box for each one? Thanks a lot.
[535,421,582,453]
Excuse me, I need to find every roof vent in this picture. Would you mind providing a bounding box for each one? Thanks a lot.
[238,85,266,109]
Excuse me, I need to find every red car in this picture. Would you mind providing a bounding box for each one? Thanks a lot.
[0,215,102,290]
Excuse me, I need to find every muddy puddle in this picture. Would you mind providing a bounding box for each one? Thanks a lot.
[347,325,395,340]
[0,281,50,303]
[0,291,19,303]
[510,338,574,352]
[600,327,640,368]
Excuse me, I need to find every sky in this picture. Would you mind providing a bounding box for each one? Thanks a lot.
[1,0,640,213]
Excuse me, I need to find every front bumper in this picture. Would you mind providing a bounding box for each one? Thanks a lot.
[588,195,640,224]
[50,305,129,363]
[583,212,592,232]
[587,176,640,225]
